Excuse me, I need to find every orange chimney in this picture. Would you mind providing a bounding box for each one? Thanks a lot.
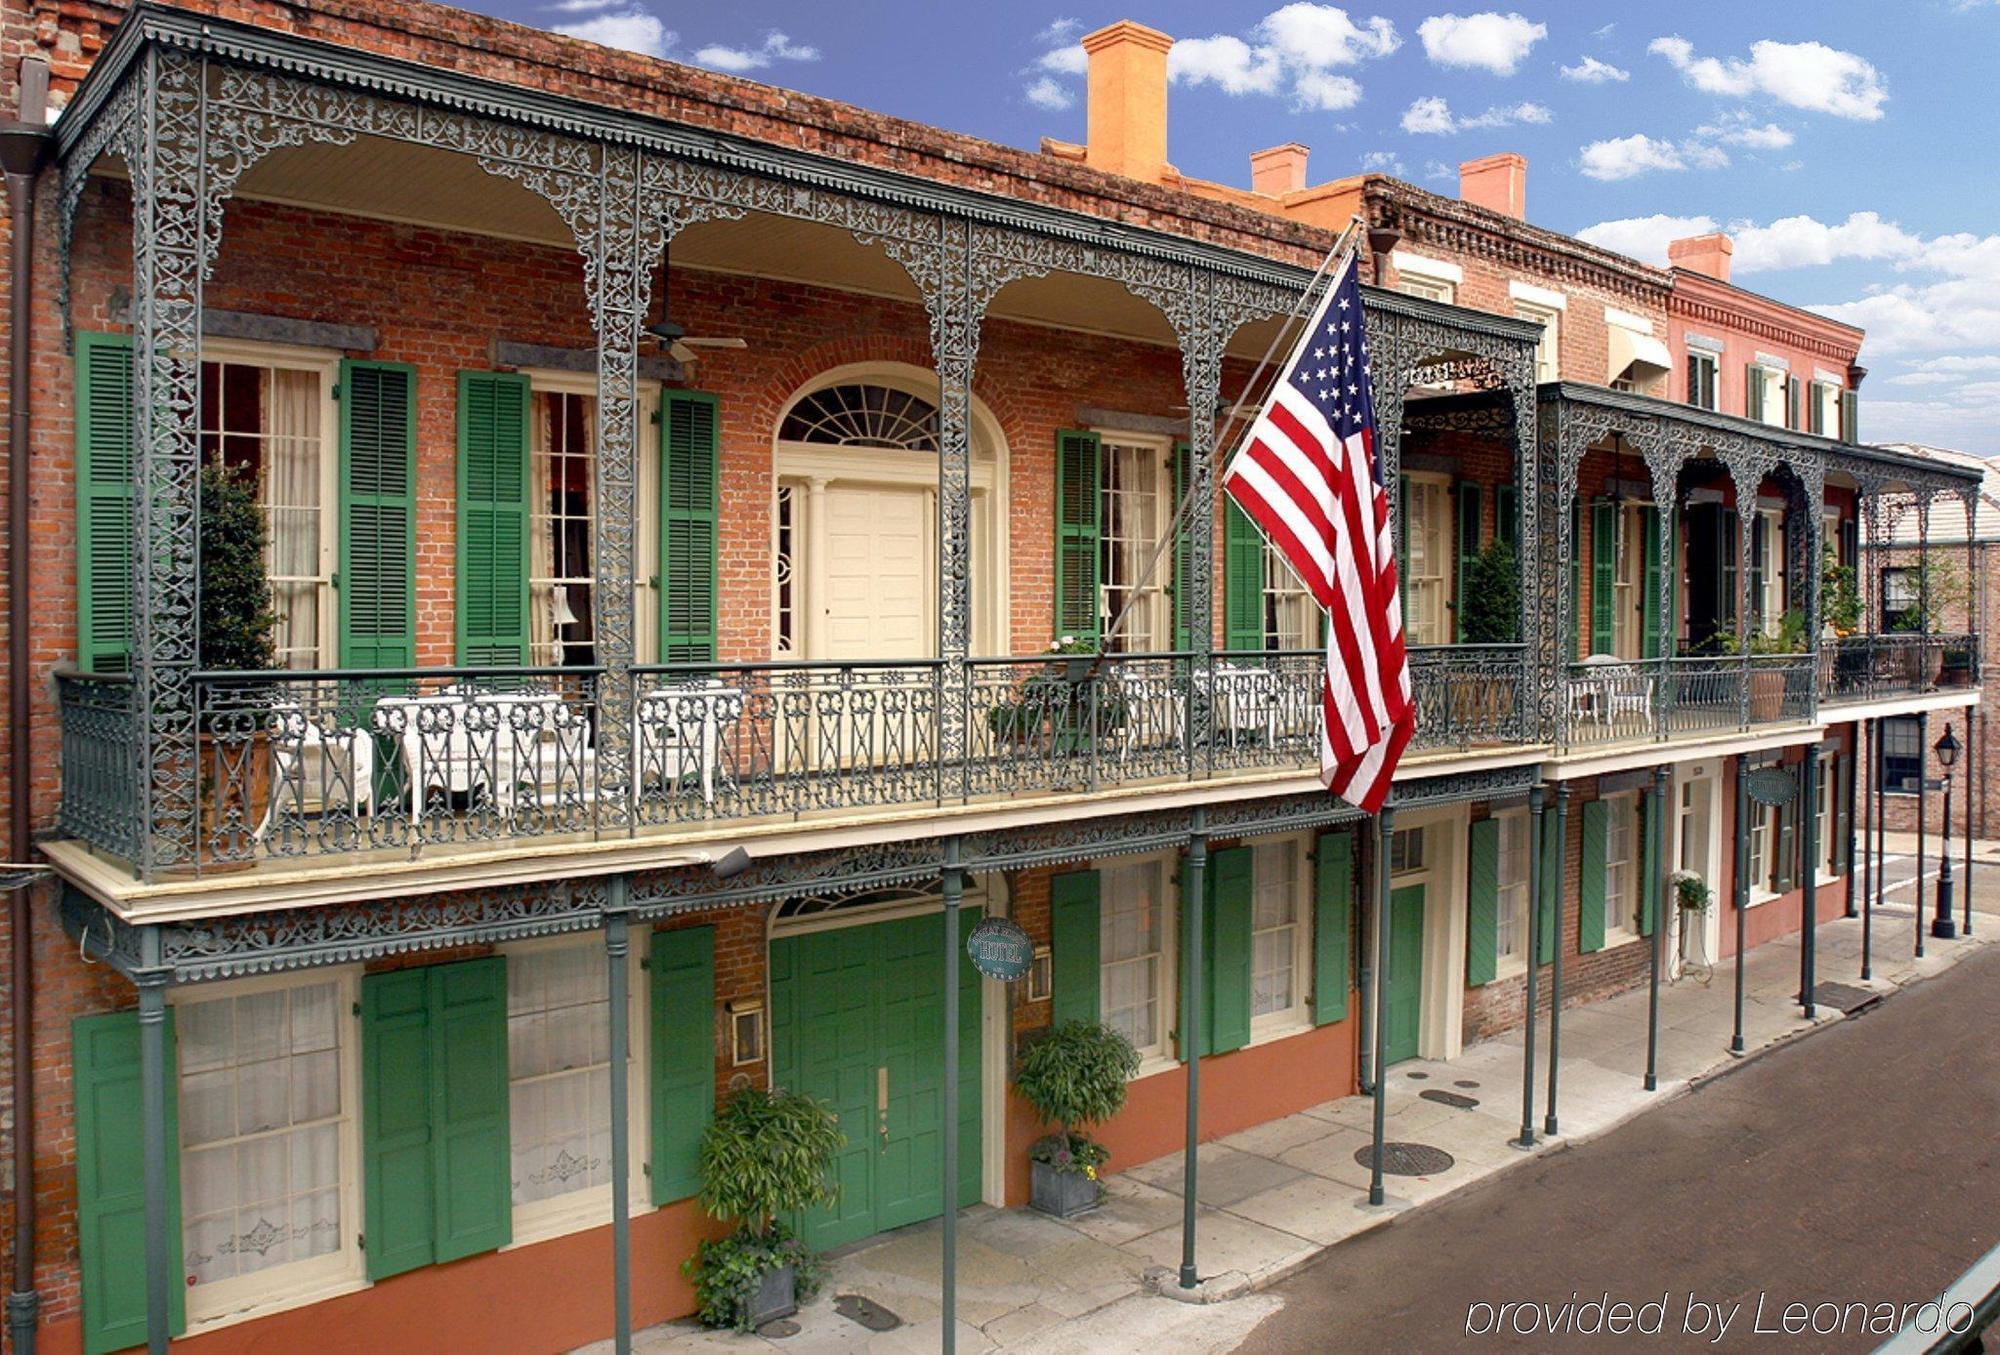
[1668,233,1734,283]
[1249,143,1310,196]
[1459,152,1527,219]
[1082,21,1173,183]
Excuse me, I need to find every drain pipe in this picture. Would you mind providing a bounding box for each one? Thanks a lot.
[2,55,54,1355]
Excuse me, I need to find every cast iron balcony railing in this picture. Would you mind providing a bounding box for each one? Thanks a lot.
[1564,653,1816,748]
[1819,633,1979,703]
[56,646,1530,876]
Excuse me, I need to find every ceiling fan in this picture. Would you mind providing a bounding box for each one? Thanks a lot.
[645,247,748,365]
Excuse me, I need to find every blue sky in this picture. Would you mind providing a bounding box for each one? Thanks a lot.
[471,1,2000,455]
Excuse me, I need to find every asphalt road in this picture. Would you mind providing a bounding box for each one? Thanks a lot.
[1237,940,2000,1353]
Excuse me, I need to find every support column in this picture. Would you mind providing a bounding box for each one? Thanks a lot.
[1845,726,1860,918]
[1356,830,1375,1096]
[1736,500,1755,730]
[1369,807,1396,1205]
[1966,707,1977,937]
[929,220,980,784]
[1177,273,1221,763]
[1179,810,1207,1287]
[1800,753,1819,1018]
[941,838,964,1351]
[605,890,632,1354]
[1868,717,1884,981]
[1861,720,1875,966]
[1917,710,1929,959]
[1517,786,1544,1149]
[137,927,171,1355]
[1544,786,1569,1136]
[1732,756,1749,1053]
[1645,765,1669,1090]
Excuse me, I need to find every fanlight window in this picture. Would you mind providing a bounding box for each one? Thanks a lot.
[780,384,939,451]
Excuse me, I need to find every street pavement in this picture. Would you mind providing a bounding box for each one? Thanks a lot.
[1236,939,2000,1352]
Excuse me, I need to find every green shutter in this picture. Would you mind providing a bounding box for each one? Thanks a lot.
[1808,385,1826,437]
[662,390,721,662]
[649,924,716,1206]
[1455,483,1482,642]
[361,956,511,1282]
[1641,506,1663,659]
[1590,500,1616,655]
[1578,799,1609,954]
[1496,484,1519,553]
[456,371,531,666]
[1722,508,1740,629]
[1786,377,1801,430]
[1050,869,1101,1025]
[1840,390,1858,444]
[74,333,137,675]
[1750,514,1767,629]
[1538,810,1560,963]
[1745,364,1764,421]
[1397,474,1411,631]
[74,1009,184,1355]
[1054,430,1102,644]
[1465,817,1501,986]
[1202,846,1253,1056]
[1569,501,1582,660]
[340,360,418,669]
[1172,439,1194,651]
[1223,499,1266,653]
[1312,831,1353,1025]
[1640,796,1659,938]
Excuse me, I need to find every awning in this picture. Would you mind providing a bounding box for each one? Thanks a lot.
[1608,326,1672,383]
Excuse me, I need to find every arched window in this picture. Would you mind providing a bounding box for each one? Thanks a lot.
[778,383,938,451]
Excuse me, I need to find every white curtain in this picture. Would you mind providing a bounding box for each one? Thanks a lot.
[530,394,556,666]
[508,945,612,1206]
[264,369,322,670]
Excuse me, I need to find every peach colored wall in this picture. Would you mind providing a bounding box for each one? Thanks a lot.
[1668,272,1863,422]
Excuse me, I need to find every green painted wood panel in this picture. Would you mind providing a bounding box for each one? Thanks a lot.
[649,925,716,1207]
[1054,430,1102,643]
[1590,500,1617,656]
[1539,810,1560,963]
[429,956,510,1265]
[1224,498,1266,653]
[455,370,531,666]
[74,333,137,675]
[1050,869,1101,1026]
[1312,831,1354,1025]
[1465,817,1501,986]
[661,390,720,662]
[1203,845,1253,1056]
[1383,884,1425,1065]
[338,360,417,668]
[361,967,437,1281]
[1455,483,1482,642]
[1578,799,1609,954]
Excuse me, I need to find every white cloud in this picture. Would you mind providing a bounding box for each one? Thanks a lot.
[1649,35,1888,121]
[1036,18,1082,44]
[1883,357,2000,387]
[546,0,624,13]
[1036,44,1087,76]
[1360,150,1407,176]
[1171,35,1285,95]
[1559,55,1629,83]
[1575,213,1721,265]
[1700,120,1794,150]
[1256,2,1400,63]
[1574,209,1921,271]
[1423,158,1455,181]
[1576,133,1725,181]
[1400,95,1550,134]
[1169,5,1400,108]
[555,11,675,56]
[693,30,819,73]
[1417,12,1547,75]
[1293,71,1364,111]
[1024,77,1073,111]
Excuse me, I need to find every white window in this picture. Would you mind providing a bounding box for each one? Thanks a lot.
[1100,438,1173,652]
[199,350,338,670]
[1747,799,1782,899]
[176,975,358,1320]
[529,388,597,668]
[1100,855,1174,1063]
[1610,502,1653,660]
[1513,302,1561,384]
[1250,838,1312,1031]
[1752,366,1785,427]
[1390,825,1428,876]
[1495,810,1531,970]
[1391,252,1461,305]
[1817,750,1839,879]
[1398,275,1454,304]
[1603,793,1640,938]
[1261,544,1318,651]
[508,943,613,1209]
[1402,474,1451,645]
[1753,509,1787,634]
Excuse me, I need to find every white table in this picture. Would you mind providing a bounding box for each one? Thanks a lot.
[375,687,580,826]
[633,681,743,805]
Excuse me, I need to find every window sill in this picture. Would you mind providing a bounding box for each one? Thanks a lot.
[1490,957,1528,983]
[1602,926,1642,950]
[1248,1015,1314,1049]
[184,1268,368,1339]
[1745,889,1779,909]
[1132,1053,1181,1082]
[507,1186,653,1251]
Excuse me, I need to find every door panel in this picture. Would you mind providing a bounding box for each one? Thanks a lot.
[822,486,931,660]
[1383,884,1426,1065]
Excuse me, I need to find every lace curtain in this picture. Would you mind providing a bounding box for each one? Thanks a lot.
[509,945,614,1207]
[262,368,323,669]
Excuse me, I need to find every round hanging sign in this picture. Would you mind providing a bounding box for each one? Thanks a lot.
[965,917,1035,982]
[1746,767,1798,808]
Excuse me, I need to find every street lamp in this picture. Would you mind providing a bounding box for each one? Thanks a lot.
[1933,724,1960,940]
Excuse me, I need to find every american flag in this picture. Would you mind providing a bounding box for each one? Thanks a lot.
[1221,251,1412,813]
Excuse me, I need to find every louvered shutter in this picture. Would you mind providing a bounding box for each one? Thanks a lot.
[1745,364,1764,422]
[649,925,716,1206]
[1590,500,1617,655]
[1750,514,1767,630]
[1569,501,1582,660]
[1455,483,1482,642]
[1172,439,1194,651]
[1685,353,1702,408]
[1397,474,1411,631]
[1202,845,1253,1056]
[1641,506,1663,659]
[1223,499,1266,652]
[1786,377,1802,430]
[361,967,436,1281]
[1054,430,1102,644]
[661,391,720,662]
[1578,799,1609,953]
[1050,870,1101,1025]
[74,1009,185,1355]
[1722,509,1741,629]
[1496,483,1519,553]
[75,333,137,674]
[1312,831,1353,1024]
[1840,390,1859,444]
[340,361,417,669]
[456,371,531,666]
[1465,817,1501,986]
[1776,796,1797,891]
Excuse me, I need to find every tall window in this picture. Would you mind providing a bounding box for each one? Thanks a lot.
[1747,800,1772,894]
[1514,302,1561,383]
[1750,510,1787,634]
[508,944,615,1214]
[530,390,597,667]
[1610,503,1652,660]
[1881,566,1920,633]
[1603,794,1640,936]
[1816,750,1839,879]
[1402,475,1451,645]
[1496,810,1531,968]
[1100,439,1172,652]
[1809,381,1839,437]
[1100,857,1172,1060]
[1882,716,1922,794]
[1686,352,1718,411]
[1250,839,1310,1028]
[200,357,333,669]
[177,979,349,1299]
[1262,544,1319,650]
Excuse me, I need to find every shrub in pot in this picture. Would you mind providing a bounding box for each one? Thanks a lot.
[1458,537,1520,645]
[1014,1020,1140,1217]
[683,1086,845,1331]
[192,461,278,865]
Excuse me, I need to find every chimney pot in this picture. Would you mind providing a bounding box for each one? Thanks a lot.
[1668,233,1734,283]
[1249,143,1310,196]
[1458,152,1527,219]
[1081,20,1174,184]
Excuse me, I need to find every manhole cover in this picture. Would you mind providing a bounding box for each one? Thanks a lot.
[1420,1089,1480,1110]
[1354,1142,1456,1176]
[834,1295,902,1332]
[1453,1079,1480,1089]
[1404,1070,1430,1080]
[756,1319,801,1338]
[1813,982,1880,1015]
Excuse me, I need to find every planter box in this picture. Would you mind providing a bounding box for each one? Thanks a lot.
[747,1262,797,1328]
[1747,670,1786,724]
[1030,1160,1100,1218]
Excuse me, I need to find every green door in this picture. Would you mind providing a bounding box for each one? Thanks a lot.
[1382,885,1426,1066]
[769,909,982,1252]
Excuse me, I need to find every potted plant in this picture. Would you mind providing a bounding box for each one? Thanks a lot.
[1457,537,1521,645]
[987,637,1130,756]
[190,460,278,867]
[1745,610,1807,722]
[1014,1020,1140,1217]
[684,1086,845,1332]
[1889,557,1970,688]
[1671,870,1711,913]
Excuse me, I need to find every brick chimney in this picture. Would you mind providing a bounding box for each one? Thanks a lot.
[1459,152,1527,219]
[1249,143,1310,196]
[1668,232,1733,283]
[1082,20,1173,183]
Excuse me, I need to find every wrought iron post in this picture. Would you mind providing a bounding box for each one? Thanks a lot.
[1967,706,1977,937]
[1920,498,1933,691]
[1646,765,1668,1089]
[1800,751,1818,1018]
[605,891,632,1354]
[1917,710,1928,959]
[1735,489,1755,730]
[1179,809,1207,1287]
[930,219,980,787]
[1370,807,1395,1205]
[1868,716,1883,981]
[1356,828,1375,1096]
[1860,720,1873,930]
[1545,784,1569,1136]
[1845,726,1860,918]
[1644,447,1681,739]
[137,926,171,1355]
[1177,272,1221,764]
[1732,756,1749,1053]
[1543,402,1577,752]
[941,836,964,1351]
[1518,785,1543,1149]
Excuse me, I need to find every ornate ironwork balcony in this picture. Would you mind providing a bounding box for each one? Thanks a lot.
[1819,633,1979,703]
[1564,653,1817,748]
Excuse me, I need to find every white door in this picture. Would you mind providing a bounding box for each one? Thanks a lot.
[1673,768,1721,973]
[821,485,933,661]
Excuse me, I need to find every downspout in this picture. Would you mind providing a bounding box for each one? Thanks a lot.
[1,54,54,1355]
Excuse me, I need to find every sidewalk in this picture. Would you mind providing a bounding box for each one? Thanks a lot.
[595,898,1997,1355]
